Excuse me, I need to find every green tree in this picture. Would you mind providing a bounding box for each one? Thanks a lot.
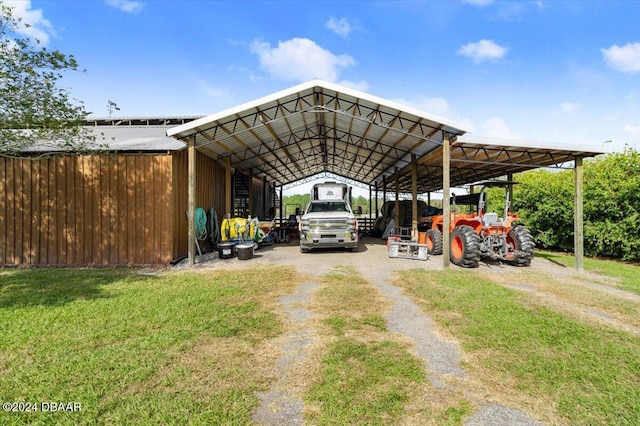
[281,194,310,216]
[513,168,575,251]
[0,3,94,154]
[513,148,640,261]
[583,147,640,260]
[351,195,369,214]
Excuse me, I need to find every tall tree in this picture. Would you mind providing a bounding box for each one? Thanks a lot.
[0,3,94,154]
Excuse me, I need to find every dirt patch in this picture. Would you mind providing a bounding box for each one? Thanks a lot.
[253,282,320,426]
[372,277,465,383]
[466,405,544,426]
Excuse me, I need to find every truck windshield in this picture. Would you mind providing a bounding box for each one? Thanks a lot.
[307,201,349,213]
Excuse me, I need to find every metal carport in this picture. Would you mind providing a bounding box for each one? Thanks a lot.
[166,79,606,269]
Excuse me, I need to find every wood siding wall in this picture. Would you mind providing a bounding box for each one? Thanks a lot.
[250,176,271,219]
[172,150,226,260]
[0,154,173,266]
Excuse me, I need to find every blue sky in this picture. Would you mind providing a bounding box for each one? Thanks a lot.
[6,0,640,158]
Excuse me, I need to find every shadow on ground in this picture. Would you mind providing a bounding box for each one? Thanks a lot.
[0,269,145,308]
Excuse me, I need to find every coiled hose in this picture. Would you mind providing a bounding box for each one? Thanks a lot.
[195,207,207,240]
[209,208,220,244]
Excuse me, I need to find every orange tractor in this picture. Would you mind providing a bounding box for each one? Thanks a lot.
[424,181,535,268]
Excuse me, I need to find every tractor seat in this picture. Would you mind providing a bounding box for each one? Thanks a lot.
[482,212,500,227]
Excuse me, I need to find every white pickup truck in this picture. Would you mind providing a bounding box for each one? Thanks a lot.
[299,199,359,252]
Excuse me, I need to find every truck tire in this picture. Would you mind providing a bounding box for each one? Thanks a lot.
[505,225,535,266]
[426,229,443,255]
[450,225,481,268]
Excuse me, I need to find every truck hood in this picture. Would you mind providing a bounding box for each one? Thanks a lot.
[301,211,354,220]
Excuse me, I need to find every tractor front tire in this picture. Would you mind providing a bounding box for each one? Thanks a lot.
[426,229,443,255]
[505,225,535,266]
[450,225,481,268]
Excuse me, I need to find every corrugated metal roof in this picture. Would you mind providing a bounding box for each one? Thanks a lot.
[91,126,185,151]
[396,135,609,192]
[85,116,201,127]
[25,125,185,152]
[166,79,608,192]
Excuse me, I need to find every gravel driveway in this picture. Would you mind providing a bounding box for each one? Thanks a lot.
[174,236,635,425]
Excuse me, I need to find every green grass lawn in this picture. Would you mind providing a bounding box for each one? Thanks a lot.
[396,269,640,425]
[0,267,299,425]
[2,258,638,425]
[536,250,640,295]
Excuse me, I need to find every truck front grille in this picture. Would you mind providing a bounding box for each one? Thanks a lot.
[308,219,350,230]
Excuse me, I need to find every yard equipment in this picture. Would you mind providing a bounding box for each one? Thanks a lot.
[257,218,277,245]
[424,181,535,268]
[283,203,302,239]
[286,213,299,239]
[220,214,267,250]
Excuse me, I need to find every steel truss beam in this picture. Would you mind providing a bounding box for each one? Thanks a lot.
[172,84,598,192]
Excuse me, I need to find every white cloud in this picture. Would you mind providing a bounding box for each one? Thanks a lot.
[463,0,494,6]
[392,97,451,116]
[601,42,640,73]
[105,0,143,13]
[417,97,451,115]
[250,37,357,83]
[4,0,55,45]
[337,80,370,92]
[196,79,231,100]
[460,117,475,133]
[325,17,352,38]
[458,39,508,63]
[533,1,545,10]
[481,116,518,139]
[623,123,640,136]
[561,102,581,112]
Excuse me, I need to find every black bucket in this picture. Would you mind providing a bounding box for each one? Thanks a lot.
[235,243,254,260]
[217,242,236,259]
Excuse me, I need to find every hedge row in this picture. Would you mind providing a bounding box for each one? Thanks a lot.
[512,147,640,262]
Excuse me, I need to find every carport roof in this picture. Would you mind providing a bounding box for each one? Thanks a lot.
[397,135,609,193]
[167,80,607,192]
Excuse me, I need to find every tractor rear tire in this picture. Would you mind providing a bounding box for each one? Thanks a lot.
[426,229,443,255]
[506,225,535,266]
[450,225,481,268]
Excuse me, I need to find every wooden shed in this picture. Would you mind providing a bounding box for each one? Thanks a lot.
[0,118,275,266]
